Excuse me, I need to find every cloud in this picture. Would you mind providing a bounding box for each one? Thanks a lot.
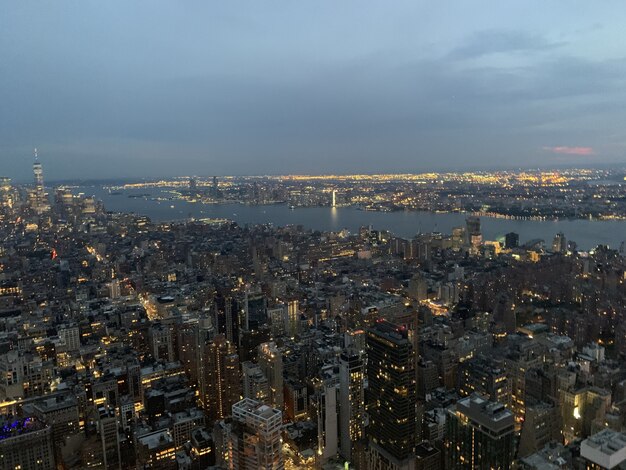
[449,30,565,59]
[543,146,595,156]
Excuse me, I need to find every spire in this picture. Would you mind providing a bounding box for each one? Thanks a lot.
[34,148,38,161]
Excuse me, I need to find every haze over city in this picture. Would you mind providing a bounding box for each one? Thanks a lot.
[2,1,626,180]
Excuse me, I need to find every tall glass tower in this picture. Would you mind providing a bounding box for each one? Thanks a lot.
[32,148,47,213]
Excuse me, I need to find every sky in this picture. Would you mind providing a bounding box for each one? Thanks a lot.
[1,1,626,181]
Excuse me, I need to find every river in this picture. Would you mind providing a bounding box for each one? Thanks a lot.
[79,186,626,251]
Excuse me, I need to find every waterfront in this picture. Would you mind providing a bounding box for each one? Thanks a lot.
[83,186,626,251]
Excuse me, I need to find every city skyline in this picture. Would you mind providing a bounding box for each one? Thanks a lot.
[4,3,626,469]
[2,1,626,180]
[3,115,626,469]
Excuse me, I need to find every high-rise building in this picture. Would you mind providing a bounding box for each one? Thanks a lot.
[445,394,515,469]
[97,405,122,469]
[552,232,567,253]
[268,307,286,337]
[581,429,626,470]
[465,216,482,247]
[285,300,299,338]
[458,356,511,407]
[408,273,428,302]
[517,403,561,458]
[242,361,270,403]
[415,442,441,470]
[339,348,366,462]
[560,386,611,443]
[25,394,80,446]
[215,295,239,344]
[200,335,241,423]
[136,429,176,468]
[229,398,284,470]
[0,176,13,209]
[315,365,340,461]
[149,322,175,362]
[212,176,219,197]
[0,416,55,469]
[32,149,49,214]
[108,279,121,299]
[367,320,416,469]
[258,342,283,410]
[284,379,308,422]
[58,325,81,352]
[505,232,520,249]
[190,426,216,468]
[244,291,267,331]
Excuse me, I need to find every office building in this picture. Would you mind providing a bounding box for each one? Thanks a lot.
[445,394,515,469]
[242,361,270,403]
[98,406,122,469]
[458,356,511,407]
[505,232,520,249]
[25,394,80,445]
[200,335,241,423]
[285,300,299,338]
[465,216,482,247]
[367,320,416,469]
[229,398,284,469]
[552,232,567,253]
[136,429,176,468]
[339,348,366,462]
[315,365,340,461]
[258,342,283,410]
[415,442,441,470]
[518,403,561,458]
[0,416,55,469]
[31,149,49,214]
[581,429,626,470]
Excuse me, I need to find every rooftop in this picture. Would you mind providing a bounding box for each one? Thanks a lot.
[583,429,626,456]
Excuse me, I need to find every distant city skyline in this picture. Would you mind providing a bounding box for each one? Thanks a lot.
[2,1,626,180]
[5,156,626,185]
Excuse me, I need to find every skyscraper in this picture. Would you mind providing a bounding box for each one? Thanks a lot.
[285,300,299,338]
[258,342,284,410]
[339,348,366,462]
[98,405,122,469]
[552,232,567,253]
[315,365,340,461]
[200,335,241,423]
[32,149,48,214]
[505,232,519,249]
[212,176,219,197]
[465,216,482,247]
[229,398,284,470]
[242,361,270,403]
[445,394,514,469]
[367,320,416,469]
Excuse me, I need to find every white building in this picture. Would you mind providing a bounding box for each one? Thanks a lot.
[581,429,626,469]
[229,398,283,470]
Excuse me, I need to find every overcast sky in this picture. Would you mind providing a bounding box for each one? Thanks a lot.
[1,1,626,180]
